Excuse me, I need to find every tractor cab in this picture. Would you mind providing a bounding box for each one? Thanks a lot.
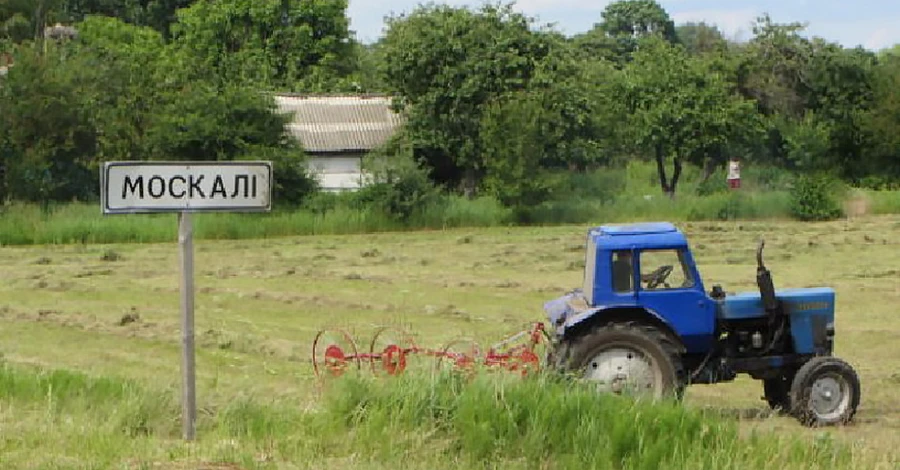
[582,222,707,304]
[548,222,717,353]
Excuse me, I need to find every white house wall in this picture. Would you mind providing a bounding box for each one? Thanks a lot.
[307,154,365,191]
[316,172,366,192]
[308,155,360,175]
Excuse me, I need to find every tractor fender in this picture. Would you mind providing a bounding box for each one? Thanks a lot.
[558,304,684,351]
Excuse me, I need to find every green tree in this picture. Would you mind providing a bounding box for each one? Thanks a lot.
[802,39,876,179]
[572,0,676,66]
[169,0,355,91]
[73,16,166,162]
[1,0,36,43]
[859,53,900,183]
[1,0,68,43]
[0,43,100,202]
[59,0,198,39]
[0,15,317,205]
[600,0,676,41]
[617,37,762,197]
[736,15,812,119]
[675,21,727,55]
[379,3,565,196]
[775,111,832,170]
[480,92,551,207]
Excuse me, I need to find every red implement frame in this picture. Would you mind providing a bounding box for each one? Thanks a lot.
[312,322,549,379]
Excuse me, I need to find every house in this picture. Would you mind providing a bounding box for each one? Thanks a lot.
[273,94,405,191]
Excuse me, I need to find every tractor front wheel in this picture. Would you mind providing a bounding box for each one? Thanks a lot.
[789,356,860,426]
[563,322,686,400]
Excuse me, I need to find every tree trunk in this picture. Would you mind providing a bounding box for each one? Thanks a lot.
[654,143,671,194]
[701,158,716,184]
[462,168,478,200]
[669,157,682,199]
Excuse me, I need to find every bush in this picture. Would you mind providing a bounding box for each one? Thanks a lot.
[857,175,900,191]
[238,146,319,207]
[790,174,844,221]
[301,190,346,215]
[356,142,441,222]
[695,176,729,196]
[745,165,795,191]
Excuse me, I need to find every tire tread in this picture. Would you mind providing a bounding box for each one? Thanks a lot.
[788,356,860,426]
[563,321,687,398]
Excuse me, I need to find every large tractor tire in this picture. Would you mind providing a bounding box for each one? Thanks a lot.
[561,322,686,400]
[788,356,860,426]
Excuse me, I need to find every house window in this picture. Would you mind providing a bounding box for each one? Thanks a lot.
[639,249,694,290]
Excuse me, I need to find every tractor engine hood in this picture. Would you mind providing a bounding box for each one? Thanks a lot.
[719,287,836,320]
[720,286,836,355]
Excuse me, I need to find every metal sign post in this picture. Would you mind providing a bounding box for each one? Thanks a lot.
[178,211,196,440]
[100,161,272,441]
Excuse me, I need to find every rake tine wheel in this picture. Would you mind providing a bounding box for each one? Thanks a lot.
[436,338,482,376]
[484,322,549,375]
[312,328,361,379]
[369,326,418,376]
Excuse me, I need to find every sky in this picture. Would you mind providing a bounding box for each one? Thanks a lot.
[347,0,900,51]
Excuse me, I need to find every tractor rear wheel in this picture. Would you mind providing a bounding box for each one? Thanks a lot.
[789,356,860,426]
[562,322,686,400]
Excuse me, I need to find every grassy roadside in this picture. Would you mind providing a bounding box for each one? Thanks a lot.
[3,160,900,246]
[0,362,862,469]
[2,188,896,246]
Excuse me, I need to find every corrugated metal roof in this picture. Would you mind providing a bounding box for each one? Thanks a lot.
[274,94,405,153]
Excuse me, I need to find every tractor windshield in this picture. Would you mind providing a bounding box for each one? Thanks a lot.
[583,234,597,305]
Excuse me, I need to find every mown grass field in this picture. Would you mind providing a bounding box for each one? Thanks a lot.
[1,214,899,468]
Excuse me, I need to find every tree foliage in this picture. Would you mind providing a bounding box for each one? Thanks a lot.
[2,0,900,209]
[0,15,317,204]
[378,3,555,194]
[573,0,677,66]
[169,0,356,91]
[675,22,726,55]
[617,37,762,196]
[378,3,605,204]
[600,0,676,41]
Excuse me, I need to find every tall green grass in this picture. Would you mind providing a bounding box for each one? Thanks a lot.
[0,202,406,245]
[1,161,897,246]
[315,372,853,469]
[0,363,859,469]
[864,189,900,215]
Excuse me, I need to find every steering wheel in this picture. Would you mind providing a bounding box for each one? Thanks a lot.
[642,265,673,289]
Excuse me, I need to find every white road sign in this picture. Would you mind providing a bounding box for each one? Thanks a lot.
[101,161,272,214]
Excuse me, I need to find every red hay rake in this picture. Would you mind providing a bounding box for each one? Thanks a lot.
[312,322,550,380]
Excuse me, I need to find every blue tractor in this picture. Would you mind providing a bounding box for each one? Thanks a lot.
[544,222,860,426]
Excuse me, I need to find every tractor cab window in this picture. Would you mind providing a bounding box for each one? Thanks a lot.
[639,249,694,290]
[611,250,634,293]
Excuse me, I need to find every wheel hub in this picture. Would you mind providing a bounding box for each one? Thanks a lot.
[809,374,851,420]
[583,347,658,396]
